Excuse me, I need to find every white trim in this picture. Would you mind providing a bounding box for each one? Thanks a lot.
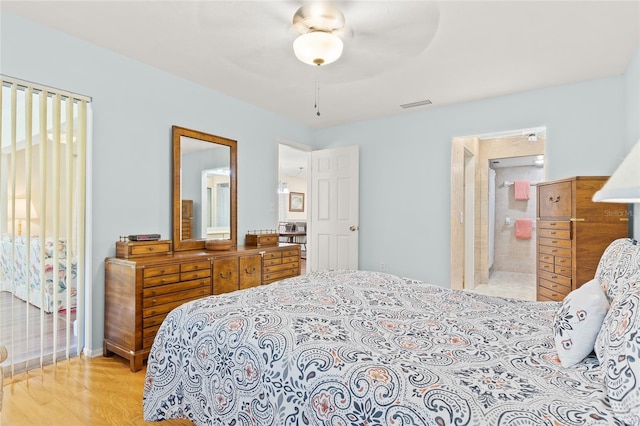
[83,105,94,356]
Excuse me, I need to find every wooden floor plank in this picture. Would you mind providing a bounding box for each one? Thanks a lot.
[1,356,194,426]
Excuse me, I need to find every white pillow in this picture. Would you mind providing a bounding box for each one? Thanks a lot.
[552,279,609,368]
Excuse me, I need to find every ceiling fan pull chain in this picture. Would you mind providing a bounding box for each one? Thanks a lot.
[315,65,321,116]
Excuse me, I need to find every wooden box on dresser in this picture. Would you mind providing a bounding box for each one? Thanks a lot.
[104,243,301,372]
[536,176,628,302]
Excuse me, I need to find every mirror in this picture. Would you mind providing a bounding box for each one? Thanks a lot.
[173,125,237,251]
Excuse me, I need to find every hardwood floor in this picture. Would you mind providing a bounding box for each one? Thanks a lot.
[1,355,193,426]
[0,291,77,373]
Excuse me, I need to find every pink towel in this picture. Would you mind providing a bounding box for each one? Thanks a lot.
[514,180,530,200]
[515,219,533,239]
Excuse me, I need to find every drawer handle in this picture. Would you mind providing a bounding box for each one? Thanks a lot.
[245,267,257,275]
[152,299,157,304]
[551,284,557,288]
[161,279,166,283]
[551,275,558,279]
[550,231,557,235]
[550,222,556,226]
[151,290,157,296]
[549,196,561,203]
[220,271,233,279]
[551,240,558,244]
[552,293,558,297]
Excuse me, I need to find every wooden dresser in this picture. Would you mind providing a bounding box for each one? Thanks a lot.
[104,243,301,371]
[536,176,628,301]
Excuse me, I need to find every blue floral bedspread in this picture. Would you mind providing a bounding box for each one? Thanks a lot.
[143,270,616,425]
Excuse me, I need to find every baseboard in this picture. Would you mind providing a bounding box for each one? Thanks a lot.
[84,347,103,358]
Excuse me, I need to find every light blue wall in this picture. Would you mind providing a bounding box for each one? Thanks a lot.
[1,12,312,351]
[314,74,629,285]
[2,10,638,354]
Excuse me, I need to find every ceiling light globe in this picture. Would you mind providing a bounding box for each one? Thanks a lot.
[293,32,343,66]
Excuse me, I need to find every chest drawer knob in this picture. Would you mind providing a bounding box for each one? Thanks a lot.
[549,196,561,203]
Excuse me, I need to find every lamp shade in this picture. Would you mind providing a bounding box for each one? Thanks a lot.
[593,140,640,203]
[293,31,343,66]
[7,198,38,220]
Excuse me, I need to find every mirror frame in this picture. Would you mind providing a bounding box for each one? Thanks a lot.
[172,125,237,251]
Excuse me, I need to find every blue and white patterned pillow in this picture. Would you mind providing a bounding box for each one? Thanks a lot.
[553,279,609,368]
[595,238,640,304]
[595,283,640,424]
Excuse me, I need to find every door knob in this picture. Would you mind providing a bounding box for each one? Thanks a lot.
[350,226,359,231]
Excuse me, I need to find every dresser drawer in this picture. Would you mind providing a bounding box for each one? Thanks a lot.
[143,312,168,330]
[143,286,209,309]
[537,220,570,230]
[281,249,299,257]
[538,261,554,273]
[539,253,554,264]
[263,252,281,261]
[181,260,211,272]
[143,273,180,288]
[264,268,298,284]
[144,264,180,278]
[538,283,569,301]
[539,270,572,288]
[282,255,299,264]
[180,269,211,281]
[539,237,571,249]
[554,265,572,277]
[539,245,571,258]
[142,287,209,317]
[116,240,173,259]
[538,228,571,240]
[264,257,283,267]
[143,278,209,298]
[554,256,571,268]
[538,182,572,218]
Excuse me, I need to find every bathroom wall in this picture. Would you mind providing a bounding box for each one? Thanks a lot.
[491,165,543,274]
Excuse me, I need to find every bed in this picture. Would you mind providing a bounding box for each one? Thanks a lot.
[143,238,640,425]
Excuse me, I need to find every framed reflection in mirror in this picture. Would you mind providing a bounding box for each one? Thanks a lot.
[172,126,237,251]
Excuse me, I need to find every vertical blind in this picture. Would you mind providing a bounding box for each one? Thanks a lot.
[0,76,89,378]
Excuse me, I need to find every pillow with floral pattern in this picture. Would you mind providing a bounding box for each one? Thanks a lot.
[595,284,640,424]
[553,278,609,368]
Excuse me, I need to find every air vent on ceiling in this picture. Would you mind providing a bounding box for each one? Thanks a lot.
[400,99,432,109]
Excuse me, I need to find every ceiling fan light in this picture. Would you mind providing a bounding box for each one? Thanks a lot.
[293,32,343,66]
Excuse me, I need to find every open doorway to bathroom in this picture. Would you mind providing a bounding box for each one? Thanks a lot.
[278,143,310,274]
[482,154,544,299]
[450,127,545,300]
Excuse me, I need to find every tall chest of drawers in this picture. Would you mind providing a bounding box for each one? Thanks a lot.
[104,244,301,371]
[536,176,628,301]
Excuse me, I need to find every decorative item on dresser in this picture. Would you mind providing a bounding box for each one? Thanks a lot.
[104,242,300,372]
[536,176,628,301]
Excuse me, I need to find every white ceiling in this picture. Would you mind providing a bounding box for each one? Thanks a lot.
[3,1,639,129]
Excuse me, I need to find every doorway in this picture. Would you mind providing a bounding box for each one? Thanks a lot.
[451,127,546,294]
[278,143,310,271]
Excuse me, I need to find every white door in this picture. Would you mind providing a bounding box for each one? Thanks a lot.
[310,145,359,271]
